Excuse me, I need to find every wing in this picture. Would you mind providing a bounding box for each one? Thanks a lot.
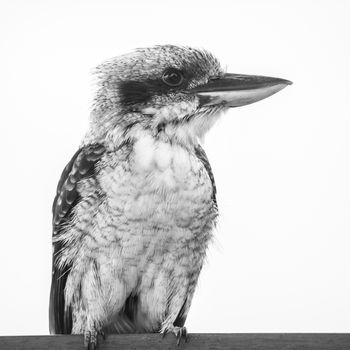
[49,143,105,334]
[194,144,217,207]
[171,145,217,329]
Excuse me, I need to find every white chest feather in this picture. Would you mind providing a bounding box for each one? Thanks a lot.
[65,137,217,331]
[98,136,214,231]
[133,135,192,188]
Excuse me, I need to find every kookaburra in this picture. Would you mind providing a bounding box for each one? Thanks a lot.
[49,45,291,349]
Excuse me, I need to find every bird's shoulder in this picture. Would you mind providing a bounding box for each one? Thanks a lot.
[194,143,217,206]
[50,142,106,334]
[52,143,106,232]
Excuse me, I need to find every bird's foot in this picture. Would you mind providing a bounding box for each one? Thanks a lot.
[161,325,188,346]
[84,329,106,349]
[84,329,96,350]
[173,326,188,346]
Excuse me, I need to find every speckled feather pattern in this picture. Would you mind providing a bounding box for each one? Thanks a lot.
[50,45,224,341]
[54,134,218,333]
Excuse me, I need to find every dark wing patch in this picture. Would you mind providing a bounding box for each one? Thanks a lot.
[49,143,105,334]
[173,297,188,328]
[194,144,217,207]
[172,146,216,329]
[52,144,105,229]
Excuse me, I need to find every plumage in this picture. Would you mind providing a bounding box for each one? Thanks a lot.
[49,45,291,348]
[50,144,106,334]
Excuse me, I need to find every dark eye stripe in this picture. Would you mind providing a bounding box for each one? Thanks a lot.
[118,69,187,111]
[118,80,152,107]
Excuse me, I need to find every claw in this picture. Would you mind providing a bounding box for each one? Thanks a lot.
[175,326,187,346]
[84,329,99,350]
[88,343,96,350]
[84,331,91,349]
[183,327,188,343]
[160,325,189,345]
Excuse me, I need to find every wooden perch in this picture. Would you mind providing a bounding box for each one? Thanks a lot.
[1,333,350,350]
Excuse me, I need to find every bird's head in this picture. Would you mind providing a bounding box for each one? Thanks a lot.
[90,45,291,146]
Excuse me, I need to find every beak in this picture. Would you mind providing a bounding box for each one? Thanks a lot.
[189,73,292,108]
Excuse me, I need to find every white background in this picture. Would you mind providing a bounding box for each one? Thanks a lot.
[1,0,349,335]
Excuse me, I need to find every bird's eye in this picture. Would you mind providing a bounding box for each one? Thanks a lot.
[161,68,184,87]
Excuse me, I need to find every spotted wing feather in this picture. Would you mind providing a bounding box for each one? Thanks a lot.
[194,144,217,207]
[49,144,105,334]
[172,144,217,328]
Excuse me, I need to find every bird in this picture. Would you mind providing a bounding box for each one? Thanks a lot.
[49,45,291,349]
